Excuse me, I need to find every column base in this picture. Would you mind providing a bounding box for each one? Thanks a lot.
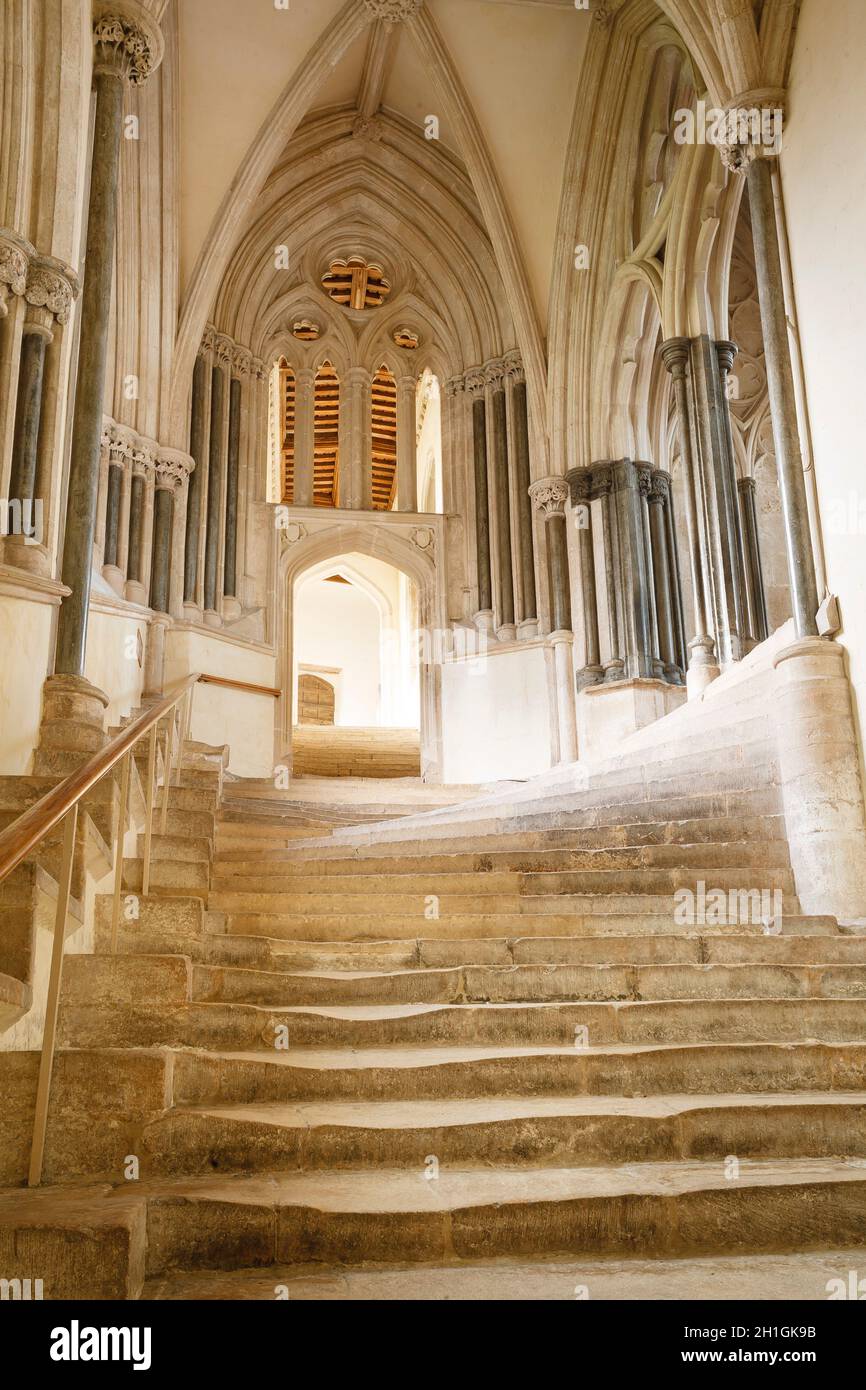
[773,637,866,921]
[33,674,109,778]
[496,623,517,644]
[1,536,52,578]
[203,608,223,630]
[222,596,242,623]
[576,664,605,692]
[577,675,686,761]
[473,609,495,634]
[517,618,540,641]
[183,601,203,624]
[686,636,721,698]
[124,579,148,607]
[101,564,126,598]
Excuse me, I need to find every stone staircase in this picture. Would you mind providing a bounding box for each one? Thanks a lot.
[2,647,866,1301]
[291,725,421,778]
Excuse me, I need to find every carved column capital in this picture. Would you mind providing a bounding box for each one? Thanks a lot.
[92,2,165,85]
[483,357,507,391]
[566,466,592,507]
[648,468,672,505]
[444,375,465,399]
[232,345,253,378]
[0,230,31,314]
[198,324,217,360]
[715,93,785,175]
[464,369,486,400]
[502,350,525,385]
[156,448,194,493]
[25,257,80,327]
[214,333,235,371]
[530,476,569,519]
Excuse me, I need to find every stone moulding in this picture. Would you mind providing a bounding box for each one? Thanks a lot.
[363,0,424,22]
[92,3,165,86]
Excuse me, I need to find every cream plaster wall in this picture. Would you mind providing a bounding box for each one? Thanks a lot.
[0,594,54,774]
[165,629,278,778]
[84,608,149,729]
[782,0,866,763]
[294,576,382,727]
[442,641,552,783]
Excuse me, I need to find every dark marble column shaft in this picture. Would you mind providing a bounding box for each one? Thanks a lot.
[103,459,124,568]
[511,379,537,624]
[55,67,125,676]
[738,475,769,643]
[548,513,571,633]
[127,471,146,584]
[184,351,208,603]
[203,364,225,613]
[648,481,677,676]
[224,375,242,600]
[9,326,49,506]
[471,392,492,614]
[567,469,602,679]
[490,385,515,629]
[150,484,174,615]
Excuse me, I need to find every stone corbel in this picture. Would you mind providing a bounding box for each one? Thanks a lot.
[529,476,569,520]
[25,257,79,329]
[362,0,424,21]
[716,90,786,175]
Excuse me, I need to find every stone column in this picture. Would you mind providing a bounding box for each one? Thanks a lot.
[530,477,576,763]
[487,363,516,639]
[593,467,624,682]
[396,372,418,512]
[505,353,539,638]
[566,467,603,688]
[103,437,126,585]
[530,477,572,634]
[183,344,209,614]
[125,448,153,606]
[738,475,769,644]
[0,235,29,495]
[466,370,492,630]
[294,367,315,508]
[661,337,719,693]
[143,452,187,697]
[342,367,370,511]
[716,340,754,650]
[745,152,820,639]
[8,310,51,527]
[55,5,163,678]
[203,360,225,622]
[223,372,243,619]
[647,470,681,682]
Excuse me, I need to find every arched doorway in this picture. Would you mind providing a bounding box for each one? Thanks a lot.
[279,522,443,780]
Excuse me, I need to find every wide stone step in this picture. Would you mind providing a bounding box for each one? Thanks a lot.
[262,815,789,862]
[264,933,866,972]
[211,840,794,879]
[141,1246,866,1301]
[138,1091,866,1177]
[170,1039,866,1105]
[56,986,866,1053]
[135,1160,866,1272]
[190,960,866,1008]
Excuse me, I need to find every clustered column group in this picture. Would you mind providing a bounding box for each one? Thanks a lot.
[183,326,267,628]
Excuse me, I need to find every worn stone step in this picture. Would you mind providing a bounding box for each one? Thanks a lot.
[136,833,213,865]
[141,1245,866,1301]
[138,1159,866,1271]
[211,840,794,880]
[0,1188,145,1299]
[264,934,866,972]
[138,1091,866,1177]
[56,985,866,1053]
[170,1040,866,1106]
[190,960,866,1008]
[123,858,210,897]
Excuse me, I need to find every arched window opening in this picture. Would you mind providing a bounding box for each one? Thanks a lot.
[314,362,340,507]
[371,365,397,510]
[416,369,443,513]
[268,357,295,504]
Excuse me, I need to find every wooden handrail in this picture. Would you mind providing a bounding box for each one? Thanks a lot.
[0,672,202,884]
[199,673,281,699]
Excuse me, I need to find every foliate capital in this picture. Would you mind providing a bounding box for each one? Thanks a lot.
[530,476,569,519]
[156,448,194,492]
[92,2,164,86]
[25,257,80,327]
